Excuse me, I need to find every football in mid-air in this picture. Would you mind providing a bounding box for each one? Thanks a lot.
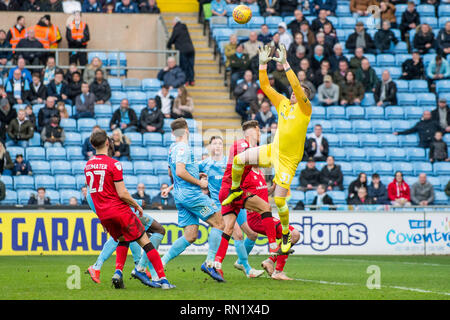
[233,4,252,24]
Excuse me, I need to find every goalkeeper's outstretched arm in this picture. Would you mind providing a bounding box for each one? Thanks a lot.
[258,45,285,112]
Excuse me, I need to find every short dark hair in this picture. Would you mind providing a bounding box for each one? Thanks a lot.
[95,68,104,75]
[90,129,108,149]
[162,85,170,90]
[37,187,46,192]
[372,173,380,179]
[171,118,188,136]
[242,120,259,132]
[209,136,223,144]
[17,15,24,22]
[32,72,41,78]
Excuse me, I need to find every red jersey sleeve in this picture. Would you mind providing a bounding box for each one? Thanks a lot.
[111,160,124,182]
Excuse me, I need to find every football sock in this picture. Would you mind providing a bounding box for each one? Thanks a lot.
[161,235,191,266]
[231,155,245,190]
[143,242,165,279]
[274,196,290,234]
[94,237,118,270]
[235,239,252,274]
[261,212,277,248]
[115,241,129,272]
[129,241,142,265]
[137,233,165,279]
[276,255,288,272]
[269,256,277,263]
[207,227,224,265]
[244,237,255,256]
[214,232,230,264]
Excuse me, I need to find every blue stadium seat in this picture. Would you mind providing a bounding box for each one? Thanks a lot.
[326,133,339,147]
[212,28,233,41]
[46,147,66,161]
[46,190,60,204]
[163,118,174,132]
[376,54,395,67]
[417,4,436,16]
[130,146,148,160]
[406,147,426,161]
[311,106,326,119]
[366,148,386,161]
[336,4,351,16]
[413,162,433,175]
[71,160,86,175]
[395,54,411,66]
[163,132,175,146]
[1,175,13,189]
[328,191,346,204]
[123,175,138,190]
[332,120,352,133]
[75,175,86,189]
[439,92,450,102]
[148,147,168,160]
[439,176,450,191]
[434,191,449,205]
[29,133,41,147]
[398,134,419,147]
[142,78,162,91]
[110,91,127,104]
[117,161,132,175]
[143,132,163,147]
[64,132,82,146]
[385,106,404,119]
[364,54,376,66]
[7,146,24,160]
[434,162,450,175]
[392,120,412,132]
[25,147,45,161]
[386,67,402,79]
[393,162,414,175]
[352,120,371,133]
[439,16,448,28]
[288,190,304,205]
[95,118,110,130]
[339,133,359,147]
[66,146,84,160]
[158,175,171,187]
[329,148,346,161]
[131,104,146,117]
[107,78,122,91]
[311,120,333,133]
[1,190,17,204]
[153,161,169,175]
[77,118,97,132]
[426,176,441,191]
[343,175,356,189]
[417,93,436,106]
[352,161,373,175]
[372,162,394,175]
[125,132,142,146]
[345,147,366,161]
[361,93,375,106]
[359,134,379,147]
[18,189,35,205]
[395,41,408,54]
[28,160,49,175]
[385,147,407,161]
[127,91,147,104]
[14,175,34,189]
[371,120,392,133]
[365,106,384,119]
[133,161,154,175]
[283,16,295,25]
[420,16,438,29]
[404,106,424,119]
[305,190,316,205]
[88,51,107,65]
[346,106,365,119]
[60,190,81,204]
[56,175,77,189]
[265,16,283,28]
[409,80,429,93]
[438,4,450,16]
[247,16,264,27]
[139,175,159,189]
[122,78,141,92]
[436,80,450,93]
[60,118,77,131]
[378,134,399,147]
[339,17,356,28]
[186,118,197,133]
[94,104,112,118]
[51,160,72,175]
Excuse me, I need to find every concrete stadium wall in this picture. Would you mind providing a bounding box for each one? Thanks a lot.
[0,12,165,78]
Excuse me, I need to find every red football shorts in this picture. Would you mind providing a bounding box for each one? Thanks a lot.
[100,210,145,242]
[247,212,295,238]
[219,186,254,216]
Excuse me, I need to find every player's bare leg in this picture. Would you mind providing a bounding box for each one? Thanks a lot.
[213,213,236,279]
[232,223,264,278]
[271,228,300,281]
[202,211,226,282]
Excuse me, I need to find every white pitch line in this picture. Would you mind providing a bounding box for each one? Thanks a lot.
[327,258,449,268]
[293,278,450,297]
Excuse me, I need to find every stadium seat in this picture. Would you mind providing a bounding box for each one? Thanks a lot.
[420,16,438,29]
[77,118,97,132]
[118,161,132,175]
[212,28,233,42]
[339,133,359,147]
[163,132,175,146]
[327,106,346,119]
[143,132,163,147]
[96,118,110,130]
[60,190,81,204]
[139,175,159,189]
[385,106,404,119]
[7,146,24,160]
[328,191,346,204]
[352,162,373,175]
[427,176,441,191]
[1,175,13,189]
[404,106,424,119]
[436,80,450,93]
[434,162,450,175]
[18,189,35,205]
[25,147,45,161]
[60,118,77,131]
[392,120,412,132]
[1,190,17,205]
[94,104,112,118]
[33,175,55,190]
[393,162,414,175]
[417,93,436,106]
[71,160,86,175]
[329,147,346,161]
[153,161,169,175]
[142,78,162,91]
[288,190,304,205]
[51,160,72,175]
[406,147,426,161]
[148,147,168,160]
[247,16,264,27]
[339,17,356,28]
[395,41,408,54]
[311,106,326,119]
[385,147,407,161]
[107,78,122,91]
[366,148,387,161]
[326,133,339,147]
[29,133,41,147]
[125,132,142,146]
[359,134,379,147]
[398,134,419,147]
[64,132,82,146]
[439,16,448,28]
[365,106,384,119]
[439,176,450,191]
[46,147,66,161]
[398,93,417,106]
[265,16,283,28]
[413,162,433,175]
[336,4,351,16]
[417,4,435,16]
[123,175,138,190]
[76,175,86,189]
[55,175,77,189]
[127,91,147,104]
[434,191,449,205]
[346,106,365,119]
[122,78,141,92]
[110,91,127,104]
[131,104,146,117]
[376,54,395,67]
[311,120,333,133]
[336,162,352,176]
[372,162,393,175]
[13,175,34,190]
[378,134,399,147]
[88,52,107,65]
[409,80,429,93]
[133,161,154,175]
[352,120,371,133]
[304,190,316,205]
[332,120,352,133]
[371,120,392,133]
[345,147,366,161]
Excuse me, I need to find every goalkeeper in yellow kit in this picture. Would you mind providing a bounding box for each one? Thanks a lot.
[222,44,312,254]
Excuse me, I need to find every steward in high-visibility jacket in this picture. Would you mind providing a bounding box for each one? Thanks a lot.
[43,14,62,49]
[66,18,90,65]
[8,25,26,49]
[27,18,56,50]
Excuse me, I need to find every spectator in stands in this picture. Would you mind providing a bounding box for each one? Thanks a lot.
[411,173,435,206]
[132,183,151,204]
[67,71,82,103]
[243,31,263,60]
[7,109,34,147]
[37,96,58,130]
[90,69,111,105]
[323,22,337,49]
[47,70,70,104]
[374,70,397,107]
[299,158,321,191]
[400,1,420,41]
[311,184,334,207]
[234,70,259,123]
[426,55,450,85]
[42,0,63,11]
[288,33,306,62]
[104,2,115,13]
[111,128,130,161]
[339,70,364,106]
[12,153,32,176]
[429,131,449,163]
[256,24,271,46]
[277,22,293,50]
[0,0,21,10]
[224,34,237,68]
[318,74,339,106]
[82,125,100,159]
[68,197,78,205]
[6,15,26,51]
[116,0,139,12]
[312,59,331,88]
[320,155,343,190]
[25,105,36,129]
[0,29,12,77]
[437,21,450,57]
[355,58,379,93]
[311,9,333,34]
[8,58,32,84]
[313,0,337,16]
[379,1,397,28]
[347,172,368,202]
[269,32,281,54]
[5,68,31,106]
[368,173,389,204]
[110,98,138,132]
[57,101,69,119]
[29,72,47,105]
[140,98,164,133]
[229,44,250,90]
[82,0,103,12]
[298,21,316,48]
[255,100,275,132]
[157,56,186,89]
[210,0,227,16]
[167,17,195,86]
[388,171,412,207]
[80,186,88,205]
[414,23,435,54]
[432,98,450,134]
[156,85,174,118]
[151,183,175,209]
[374,20,398,53]
[287,9,306,35]
[310,45,327,73]
[328,43,347,72]
[258,0,278,16]
[67,11,90,66]
[0,179,4,201]
[446,181,450,197]
[349,47,365,72]
[277,0,297,17]
[349,0,373,17]
[267,73,290,97]
[74,82,96,119]
[306,124,329,161]
[139,0,160,13]
[298,70,316,100]
[42,56,56,86]
[299,58,315,83]
[15,28,44,65]
[346,22,376,54]
[41,115,65,147]
[394,111,440,148]
[273,62,289,87]
[172,85,194,119]
[0,142,13,175]
[28,187,51,205]
[0,97,17,141]
[332,59,349,85]
[401,51,425,80]
[83,57,106,85]
[348,186,374,205]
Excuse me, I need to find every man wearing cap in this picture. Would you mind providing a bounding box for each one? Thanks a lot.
[318,75,339,106]
[431,98,450,134]
[277,22,293,50]
[346,21,376,54]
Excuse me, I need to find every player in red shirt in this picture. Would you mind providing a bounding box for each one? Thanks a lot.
[214,120,280,277]
[84,129,175,289]
[244,168,300,280]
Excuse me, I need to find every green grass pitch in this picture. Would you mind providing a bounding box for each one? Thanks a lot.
[0,255,449,300]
